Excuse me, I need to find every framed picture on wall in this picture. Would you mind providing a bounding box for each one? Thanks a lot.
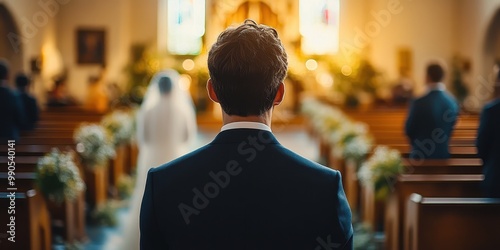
[76,29,105,65]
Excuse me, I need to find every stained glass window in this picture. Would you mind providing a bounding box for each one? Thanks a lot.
[167,0,205,55]
[299,0,340,55]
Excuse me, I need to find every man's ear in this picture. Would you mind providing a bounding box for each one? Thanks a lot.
[206,79,220,103]
[273,82,285,106]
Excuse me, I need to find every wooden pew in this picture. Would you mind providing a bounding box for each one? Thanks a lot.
[0,189,51,250]
[384,174,484,250]
[0,157,86,243]
[402,158,482,174]
[389,145,477,159]
[0,141,114,207]
[405,193,500,250]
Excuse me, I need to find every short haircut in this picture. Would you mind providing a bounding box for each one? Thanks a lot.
[208,19,288,116]
[15,73,30,89]
[0,59,9,80]
[426,63,445,82]
[158,76,173,94]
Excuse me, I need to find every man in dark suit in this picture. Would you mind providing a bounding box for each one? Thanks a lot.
[405,63,459,159]
[140,20,353,249]
[476,81,500,197]
[15,73,39,131]
[0,60,26,140]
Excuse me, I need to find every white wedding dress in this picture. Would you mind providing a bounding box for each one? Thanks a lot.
[119,70,197,250]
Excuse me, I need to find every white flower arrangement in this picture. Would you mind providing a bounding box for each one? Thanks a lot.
[101,110,134,146]
[301,97,348,141]
[74,123,116,168]
[331,122,371,159]
[302,97,374,162]
[342,134,373,162]
[358,146,404,200]
[36,148,86,204]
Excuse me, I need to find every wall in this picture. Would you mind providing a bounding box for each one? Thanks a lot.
[365,0,457,95]
[55,0,132,103]
[1,0,64,105]
[3,0,500,109]
[456,0,500,110]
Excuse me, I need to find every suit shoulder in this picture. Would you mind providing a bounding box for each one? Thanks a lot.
[483,99,500,113]
[276,145,342,177]
[149,145,209,174]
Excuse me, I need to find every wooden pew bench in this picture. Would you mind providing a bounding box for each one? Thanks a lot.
[0,158,86,243]
[0,190,51,250]
[405,193,500,250]
[384,174,484,250]
[347,157,483,215]
[402,158,483,174]
[0,142,115,206]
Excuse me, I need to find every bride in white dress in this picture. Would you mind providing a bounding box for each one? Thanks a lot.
[119,69,197,250]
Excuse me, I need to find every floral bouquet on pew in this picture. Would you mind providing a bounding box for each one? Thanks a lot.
[301,97,347,138]
[342,133,373,163]
[330,122,372,161]
[74,123,116,169]
[358,146,404,200]
[101,110,135,146]
[36,148,86,204]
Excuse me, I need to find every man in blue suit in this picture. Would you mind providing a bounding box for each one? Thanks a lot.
[0,60,26,140]
[140,20,353,249]
[405,63,459,159]
[15,73,39,131]
[476,81,500,197]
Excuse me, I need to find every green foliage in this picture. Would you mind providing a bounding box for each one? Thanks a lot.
[331,59,382,107]
[353,223,377,250]
[451,66,469,104]
[117,174,135,200]
[36,149,85,204]
[125,44,159,104]
[90,201,119,227]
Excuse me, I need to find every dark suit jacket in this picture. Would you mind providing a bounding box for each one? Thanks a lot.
[18,92,39,130]
[476,99,500,197]
[140,129,353,250]
[405,90,459,159]
[0,86,26,140]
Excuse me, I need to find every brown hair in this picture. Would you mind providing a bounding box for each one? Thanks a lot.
[426,63,445,83]
[208,19,288,116]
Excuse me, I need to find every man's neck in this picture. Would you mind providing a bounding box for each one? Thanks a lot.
[222,110,273,128]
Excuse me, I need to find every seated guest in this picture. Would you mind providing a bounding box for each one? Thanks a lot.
[140,20,353,249]
[392,70,414,105]
[15,73,39,130]
[405,63,459,159]
[476,81,500,197]
[0,60,26,140]
[85,73,109,113]
[47,76,76,107]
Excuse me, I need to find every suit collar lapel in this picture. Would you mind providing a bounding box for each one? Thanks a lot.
[210,129,280,145]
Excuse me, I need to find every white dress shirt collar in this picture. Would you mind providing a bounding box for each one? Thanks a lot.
[221,122,272,132]
[427,82,446,93]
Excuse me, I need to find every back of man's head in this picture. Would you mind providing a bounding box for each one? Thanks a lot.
[15,73,30,90]
[0,59,9,80]
[426,63,445,83]
[158,76,173,95]
[208,19,288,116]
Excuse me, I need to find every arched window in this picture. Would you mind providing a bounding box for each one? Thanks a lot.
[299,0,340,55]
[167,0,205,55]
